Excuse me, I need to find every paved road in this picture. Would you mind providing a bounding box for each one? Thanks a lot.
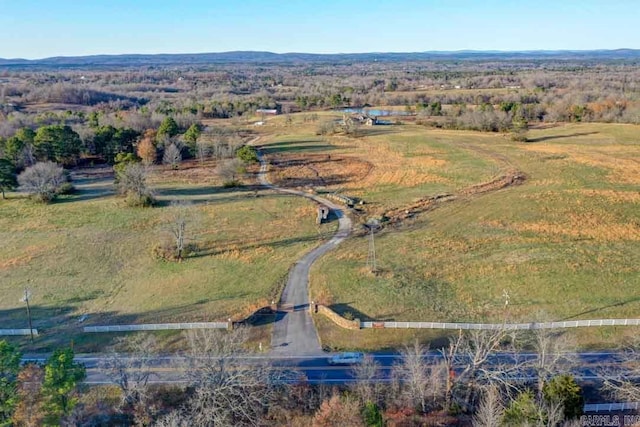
[22,351,627,385]
[22,351,632,413]
[254,144,352,356]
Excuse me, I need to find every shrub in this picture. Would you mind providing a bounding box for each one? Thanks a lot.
[152,240,177,261]
[217,158,245,186]
[222,180,242,188]
[125,193,155,208]
[153,241,197,262]
[56,182,76,195]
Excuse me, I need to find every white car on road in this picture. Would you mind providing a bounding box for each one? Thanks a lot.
[327,352,365,366]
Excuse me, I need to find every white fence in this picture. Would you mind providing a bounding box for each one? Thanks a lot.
[0,329,38,336]
[583,402,640,412]
[84,322,229,333]
[361,319,640,330]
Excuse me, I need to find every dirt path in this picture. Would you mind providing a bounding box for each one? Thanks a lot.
[252,138,352,355]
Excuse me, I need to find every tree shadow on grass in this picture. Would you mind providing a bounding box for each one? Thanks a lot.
[260,138,325,148]
[153,185,295,206]
[155,184,264,197]
[273,173,351,188]
[54,177,116,204]
[55,189,115,204]
[260,143,342,155]
[526,132,599,143]
[559,296,640,321]
[356,127,402,137]
[191,232,333,259]
[0,298,236,353]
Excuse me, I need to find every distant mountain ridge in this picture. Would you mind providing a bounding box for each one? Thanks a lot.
[1,49,639,66]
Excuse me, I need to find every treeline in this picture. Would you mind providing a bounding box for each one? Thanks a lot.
[0,112,206,167]
[2,61,639,125]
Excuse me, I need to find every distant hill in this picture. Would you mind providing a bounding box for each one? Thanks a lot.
[1,49,639,67]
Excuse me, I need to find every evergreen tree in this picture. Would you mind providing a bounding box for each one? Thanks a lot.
[42,348,86,426]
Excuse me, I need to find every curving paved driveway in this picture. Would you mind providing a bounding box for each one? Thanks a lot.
[255,147,352,356]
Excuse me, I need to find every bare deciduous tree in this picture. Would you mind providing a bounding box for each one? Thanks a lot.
[166,200,194,261]
[178,328,280,426]
[472,385,503,427]
[196,139,213,163]
[442,328,522,412]
[392,341,445,414]
[600,336,640,402]
[153,410,191,427]
[99,334,158,416]
[116,163,154,207]
[163,143,182,169]
[525,328,576,397]
[17,161,65,203]
[216,158,245,186]
[351,355,384,405]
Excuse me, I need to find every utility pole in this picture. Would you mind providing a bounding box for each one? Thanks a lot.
[21,288,34,343]
[367,227,377,273]
[365,220,380,274]
[502,289,511,325]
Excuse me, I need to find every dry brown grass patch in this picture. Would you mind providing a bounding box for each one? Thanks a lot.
[269,153,372,188]
[0,245,50,271]
[522,144,640,185]
[568,189,640,204]
[513,219,640,241]
[353,142,450,188]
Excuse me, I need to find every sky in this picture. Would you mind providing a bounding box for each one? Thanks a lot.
[1,0,638,59]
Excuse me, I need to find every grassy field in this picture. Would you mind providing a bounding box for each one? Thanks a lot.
[0,160,336,350]
[3,116,639,352]
[296,122,640,349]
[260,116,499,214]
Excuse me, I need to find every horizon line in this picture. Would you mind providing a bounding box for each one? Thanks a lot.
[2,48,639,62]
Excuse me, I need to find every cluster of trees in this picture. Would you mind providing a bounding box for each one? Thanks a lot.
[0,112,210,203]
[416,101,532,140]
[0,340,86,426]
[0,125,81,168]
